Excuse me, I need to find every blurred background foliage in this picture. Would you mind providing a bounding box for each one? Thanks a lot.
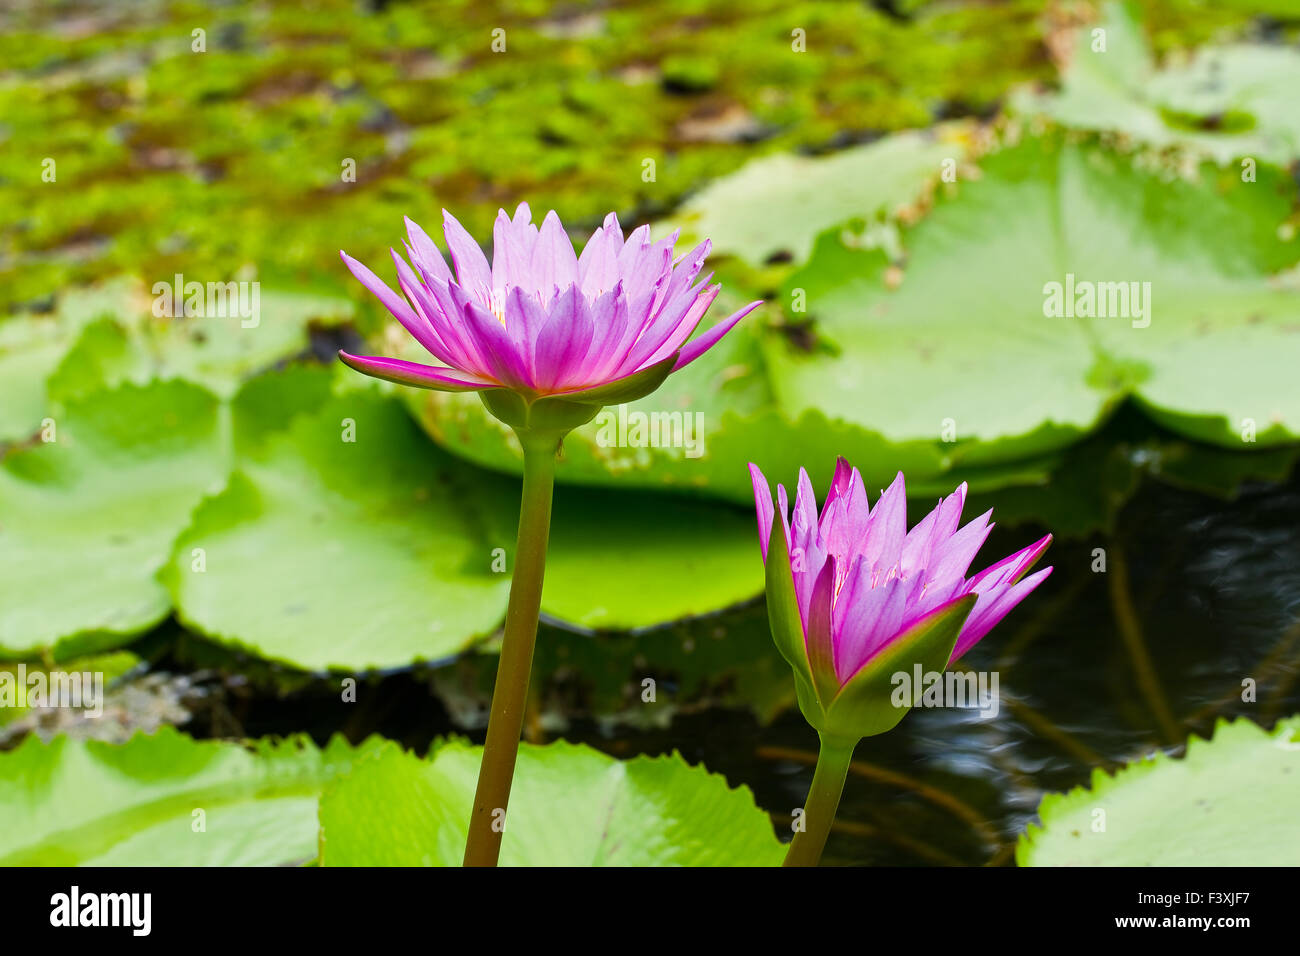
[0,0,1289,308]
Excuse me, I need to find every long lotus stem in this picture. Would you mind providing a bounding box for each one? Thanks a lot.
[463,435,558,867]
[783,734,857,867]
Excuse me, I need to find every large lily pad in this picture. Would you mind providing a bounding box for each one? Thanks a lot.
[1,280,352,443]
[318,738,785,866]
[48,282,354,400]
[165,388,765,670]
[163,391,512,672]
[1018,716,1300,866]
[769,132,1300,458]
[0,380,228,659]
[666,127,963,266]
[404,302,1063,508]
[0,281,139,442]
[0,727,381,865]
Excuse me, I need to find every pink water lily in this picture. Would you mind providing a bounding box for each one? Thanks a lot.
[338,203,761,401]
[337,204,760,866]
[756,461,1053,867]
[750,459,1052,688]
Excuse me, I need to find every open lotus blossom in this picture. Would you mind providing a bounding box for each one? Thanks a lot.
[338,203,762,404]
[750,459,1052,691]
[336,206,760,866]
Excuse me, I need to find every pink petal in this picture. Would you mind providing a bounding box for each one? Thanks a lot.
[835,574,907,684]
[671,299,763,371]
[337,351,499,391]
[416,272,493,376]
[404,217,452,283]
[748,463,775,562]
[442,209,492,296]
[620,283,719,375]
[968,533,1053,592]
[577,212,624,295]
[458,295,533,388]
[534,285,595,391]
[861,472,908,574]
[531,210,579,297]
[952,566,1053,662]
[924,508,994,600]
[340,251,418,326]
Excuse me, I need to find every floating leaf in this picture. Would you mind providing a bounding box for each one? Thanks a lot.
[1015,2,1300,165]
[163,391,510,672]
[318,738,785,866]
[405,302,1060,508]
[667,128,961,266]
[48,283,354,400]
[0,727,380,865]
[411,126,1300,504]
[0,281,139,442]
[0,380,228,658]
[1019,716,1300,866]
[165,389,765,670]
[770,132,1300,461]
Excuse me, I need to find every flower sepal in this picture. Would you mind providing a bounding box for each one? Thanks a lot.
[550,353,679,407]
[478,353,680,443]
[479,388,601,440]
[763,514,819,711]
[820,593,976,741]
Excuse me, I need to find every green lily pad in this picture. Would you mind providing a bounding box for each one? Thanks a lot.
[2,279,351,443]
[1018,716,1300,866]
[666,127,964,267]
[0,280,140,443]
[0,727,381,865]
[548,486,762,630]
[964,408,1300,538]
[769,131,1300,461]
[404,300,1062,508]
[0,380,228,659]
[48,282,354,400]
[165,386,766,670]
[318,738,785,866]
[163,391,511,673]
[1014,2,1300,165]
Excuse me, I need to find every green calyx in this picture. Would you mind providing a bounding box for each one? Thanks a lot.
[478,354,680,444]
[762,516,976,740]
[822,594,975,739]
[479,389,601,441]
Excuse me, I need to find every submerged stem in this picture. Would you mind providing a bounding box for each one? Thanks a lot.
[463,435,558,867]
[782,734,858,867]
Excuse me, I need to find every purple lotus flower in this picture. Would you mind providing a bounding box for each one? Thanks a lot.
[750,458,1052,737]
[338,204,761,416]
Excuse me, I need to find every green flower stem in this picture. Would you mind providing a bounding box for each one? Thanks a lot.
[783,734,858,867]
[463,434,558,867]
